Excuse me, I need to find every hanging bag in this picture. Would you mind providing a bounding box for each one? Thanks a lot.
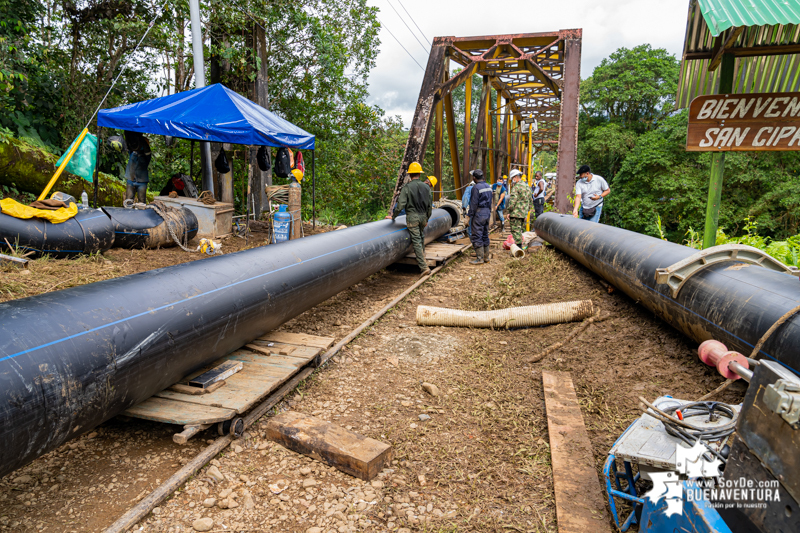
[274,147,292,178]
[257,146,271,172]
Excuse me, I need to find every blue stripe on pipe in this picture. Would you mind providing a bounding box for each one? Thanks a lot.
[0,215,447,363]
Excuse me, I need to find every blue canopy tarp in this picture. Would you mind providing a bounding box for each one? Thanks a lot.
[97,84,315,149]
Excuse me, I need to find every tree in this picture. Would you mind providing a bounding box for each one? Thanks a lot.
[580,44,679,133]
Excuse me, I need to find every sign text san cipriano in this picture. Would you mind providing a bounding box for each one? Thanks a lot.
[686,92,800,151]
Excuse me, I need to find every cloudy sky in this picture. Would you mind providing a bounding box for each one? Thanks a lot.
[366,0,690,126]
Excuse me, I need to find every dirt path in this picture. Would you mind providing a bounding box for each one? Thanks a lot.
[0,238,745,532]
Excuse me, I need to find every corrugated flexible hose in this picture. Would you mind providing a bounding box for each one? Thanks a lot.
[416,300,594,329]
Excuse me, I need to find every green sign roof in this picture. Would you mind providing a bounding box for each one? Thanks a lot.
[698,0,800,37]
[677,0,800,108]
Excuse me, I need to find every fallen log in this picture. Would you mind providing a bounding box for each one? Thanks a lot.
[0,135,139,206]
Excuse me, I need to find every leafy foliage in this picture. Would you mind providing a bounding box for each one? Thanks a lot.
[579,44,800,244]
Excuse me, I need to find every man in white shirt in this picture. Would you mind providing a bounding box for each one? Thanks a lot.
[572,164,610,223]
[532,171,546,218]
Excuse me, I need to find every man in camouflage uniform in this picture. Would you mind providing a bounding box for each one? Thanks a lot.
[393,161,433,277]
[505,169,532,249]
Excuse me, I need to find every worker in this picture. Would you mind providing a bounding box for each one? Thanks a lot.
[462,180,474,237]
[392,162,433,277]
[425,175,438,192]
[506,169,533,250]
[124,133,151,205]
[492,176,507,231]
[467,169,492,264]
[532,171,547,218]
[573,164,610,222]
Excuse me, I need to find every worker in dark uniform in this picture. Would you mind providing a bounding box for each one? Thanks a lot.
[467,169,492,264]
[393,162,433,277]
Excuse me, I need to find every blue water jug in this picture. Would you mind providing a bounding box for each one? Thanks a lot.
[272,204,292,243]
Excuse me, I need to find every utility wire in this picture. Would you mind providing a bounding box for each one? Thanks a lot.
[386,0,429,55]
[376,15,425,71]
[396,0,431,46]
[85,0,170,130]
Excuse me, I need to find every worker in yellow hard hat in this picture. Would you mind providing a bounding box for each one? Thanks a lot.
[425,176,437,189]
[392,162,433,277]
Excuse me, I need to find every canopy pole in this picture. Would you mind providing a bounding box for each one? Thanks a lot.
[312,149,316,231]
[93,127,101,208]
[190,141,195,182]
[189,0,214,195]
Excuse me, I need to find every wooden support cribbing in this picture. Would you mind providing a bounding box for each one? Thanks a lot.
[542,371,611,533]
[266,411,392,481]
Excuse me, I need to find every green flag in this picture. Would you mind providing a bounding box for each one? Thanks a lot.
[56,133,98,183]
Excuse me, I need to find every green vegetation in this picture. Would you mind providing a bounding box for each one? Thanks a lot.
[579,44,800,244]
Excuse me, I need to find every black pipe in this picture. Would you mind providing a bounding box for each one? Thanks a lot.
[0,209,115,258]
[103,207,198,249]
[534,214,800,374]
[0,209,456,478]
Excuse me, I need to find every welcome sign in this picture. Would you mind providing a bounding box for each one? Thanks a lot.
[686,92,800,151]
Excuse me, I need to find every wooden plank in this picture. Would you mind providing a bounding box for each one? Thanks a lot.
[220,351,307,372]
[124,397,236,425]
[168,381,225,395]
[248,341,320,359]
[155,369,285,414]
[257,331,335,349]
[395,257,437,267]
[542,371,612,533]
[266,411,392,481]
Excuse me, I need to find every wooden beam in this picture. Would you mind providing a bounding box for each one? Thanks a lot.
[444,90,462,199]
[543,371,612,533]
[462,74,473,181]
[709,27,744,72]
[486,85,495,182]
[266,411,392,481]
[434,81,443,201]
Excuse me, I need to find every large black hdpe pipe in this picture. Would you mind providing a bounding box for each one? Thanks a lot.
[534,213,800,374]
[103,207,199,249]
[0,208,456,478]
[0,209,115,257]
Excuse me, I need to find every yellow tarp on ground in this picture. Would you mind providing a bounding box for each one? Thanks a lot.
[0,198,78,224]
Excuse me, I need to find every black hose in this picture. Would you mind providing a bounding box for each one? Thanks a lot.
[0,209,115,257]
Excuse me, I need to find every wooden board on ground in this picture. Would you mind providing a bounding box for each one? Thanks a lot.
[123,331,330,437]
[257,332,335,349]
[395,242,469,266]
[266,411,392,481]
[542,371,612,533]
[124,396,236,425]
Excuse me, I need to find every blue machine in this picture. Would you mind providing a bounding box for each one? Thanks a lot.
[272,204,292,243]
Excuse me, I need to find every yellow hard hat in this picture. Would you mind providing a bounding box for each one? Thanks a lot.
[408,162,423,174]
[427,176,437,188]
[291,168,304,181]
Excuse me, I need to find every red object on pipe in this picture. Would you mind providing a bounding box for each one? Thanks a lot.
[698,339,750,380]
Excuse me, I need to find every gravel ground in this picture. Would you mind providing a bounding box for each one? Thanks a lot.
[0,236,745,532]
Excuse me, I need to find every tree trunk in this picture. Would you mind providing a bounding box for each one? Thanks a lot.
[0,137,132,206]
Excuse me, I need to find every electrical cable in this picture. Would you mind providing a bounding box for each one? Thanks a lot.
[396,0,431,45]
[639,396,737,465]
[386,0,429,54]
[376,15,425,71]
[84,0,171,130]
